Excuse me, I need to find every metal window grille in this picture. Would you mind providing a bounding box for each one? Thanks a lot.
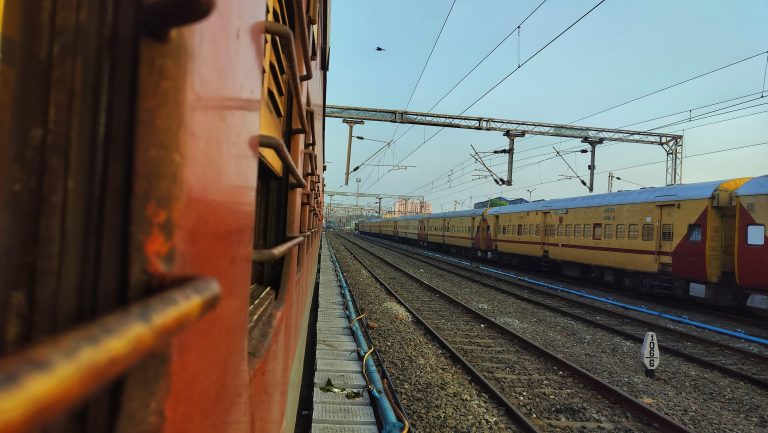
[642,224,654,241]
[628,224,639,240]
[661,224,673,241]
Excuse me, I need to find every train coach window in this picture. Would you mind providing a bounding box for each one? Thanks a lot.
[557,224,564,237]
[661,224,673,241]
[593,223,602,240]
[502,225,507,235]
[583,224,592,238]
[529,224,535,235]
[687,224,702,242]
[616,224,625,239]
[535,224,541,236]
[604,224,613,239]
[523,225,529,236]
[565,224,572,237]
[642,224,654,241]
[574,224,582,237]
[628,224,639,240]
[747,225,765,246]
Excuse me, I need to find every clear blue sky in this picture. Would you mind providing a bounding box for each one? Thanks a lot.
[325,0,768,211]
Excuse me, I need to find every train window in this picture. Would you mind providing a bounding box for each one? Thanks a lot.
[583,224,592,238]
[661,224,673,241]
[535,224,541,236]
[523,225,529,236]
[564,224,572,237]
[642,224,654,241]
[604,224,613,239]
[593,223,602,240]
[628,224,639,240]
[574,224,582,237]
[517,224,522,236]
[502,225,507,235]
[747,225,765,246]
[616,224,625,239]
[529,224,535,235]
[557,224,564,237]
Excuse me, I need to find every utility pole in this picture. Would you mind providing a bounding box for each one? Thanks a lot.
[502,131,525,186]
[377,197,383,217]
[343,119,365,186]
[526,188,536,202]
[355,177,361,213]
[581,137,604,193]
[608,172,614,193]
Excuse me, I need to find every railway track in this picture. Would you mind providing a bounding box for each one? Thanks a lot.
[348,233,768,390]
[333,234,693,433]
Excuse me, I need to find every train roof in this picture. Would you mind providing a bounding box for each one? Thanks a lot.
[488,178,740,215]
[734,175,768,197]
[422,208,486,219]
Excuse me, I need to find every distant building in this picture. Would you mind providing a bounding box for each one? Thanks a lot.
[473,197,528,209]
[391,199,432,217]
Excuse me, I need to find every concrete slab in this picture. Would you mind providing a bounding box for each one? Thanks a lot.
[317,334,356,343]
[313,388,371,406]
[316,340,358,351]
[317,318,350,328]
[314,372,367,389]
[316,350,359,361]
[318,310,347,319]
[317,327,352,336]
[311,426,379,433]
[312,404,376,426]
[316,359,364,373]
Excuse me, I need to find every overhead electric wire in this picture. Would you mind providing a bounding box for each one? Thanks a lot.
[431,139,768,207]
[366,0,607,191]
[388,0,550,151]
[498,89,768,162]
[388,0,457,142]
[569,49,768,125]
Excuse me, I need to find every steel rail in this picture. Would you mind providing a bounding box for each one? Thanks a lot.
[356,234,768,389]
[336,235,693,433]
[336,242,541,433]
[0,277,220,433]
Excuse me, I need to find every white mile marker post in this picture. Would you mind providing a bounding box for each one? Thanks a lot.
[641,332,660,378]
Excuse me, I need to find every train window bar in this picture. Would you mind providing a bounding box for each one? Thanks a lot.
[253,236,306,263]
[255,134,307,189]
[0,277,220,433]
[264,21,309,134]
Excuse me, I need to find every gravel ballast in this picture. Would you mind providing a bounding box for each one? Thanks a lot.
[346,234,768,433]
[328,237,523,432]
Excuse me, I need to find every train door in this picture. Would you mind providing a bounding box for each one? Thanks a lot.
[541,211,551,257]
[441,218,447,245]
[473,215,493,251]
[393,220,399,238]
[657,204,675,266]
[491,215,500,251]
[418,219,426,243]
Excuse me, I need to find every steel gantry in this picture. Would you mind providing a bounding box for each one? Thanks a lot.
[326,105,684,189]
[324,190,426,218]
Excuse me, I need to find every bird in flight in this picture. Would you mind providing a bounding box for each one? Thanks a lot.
[375,47,386,52]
